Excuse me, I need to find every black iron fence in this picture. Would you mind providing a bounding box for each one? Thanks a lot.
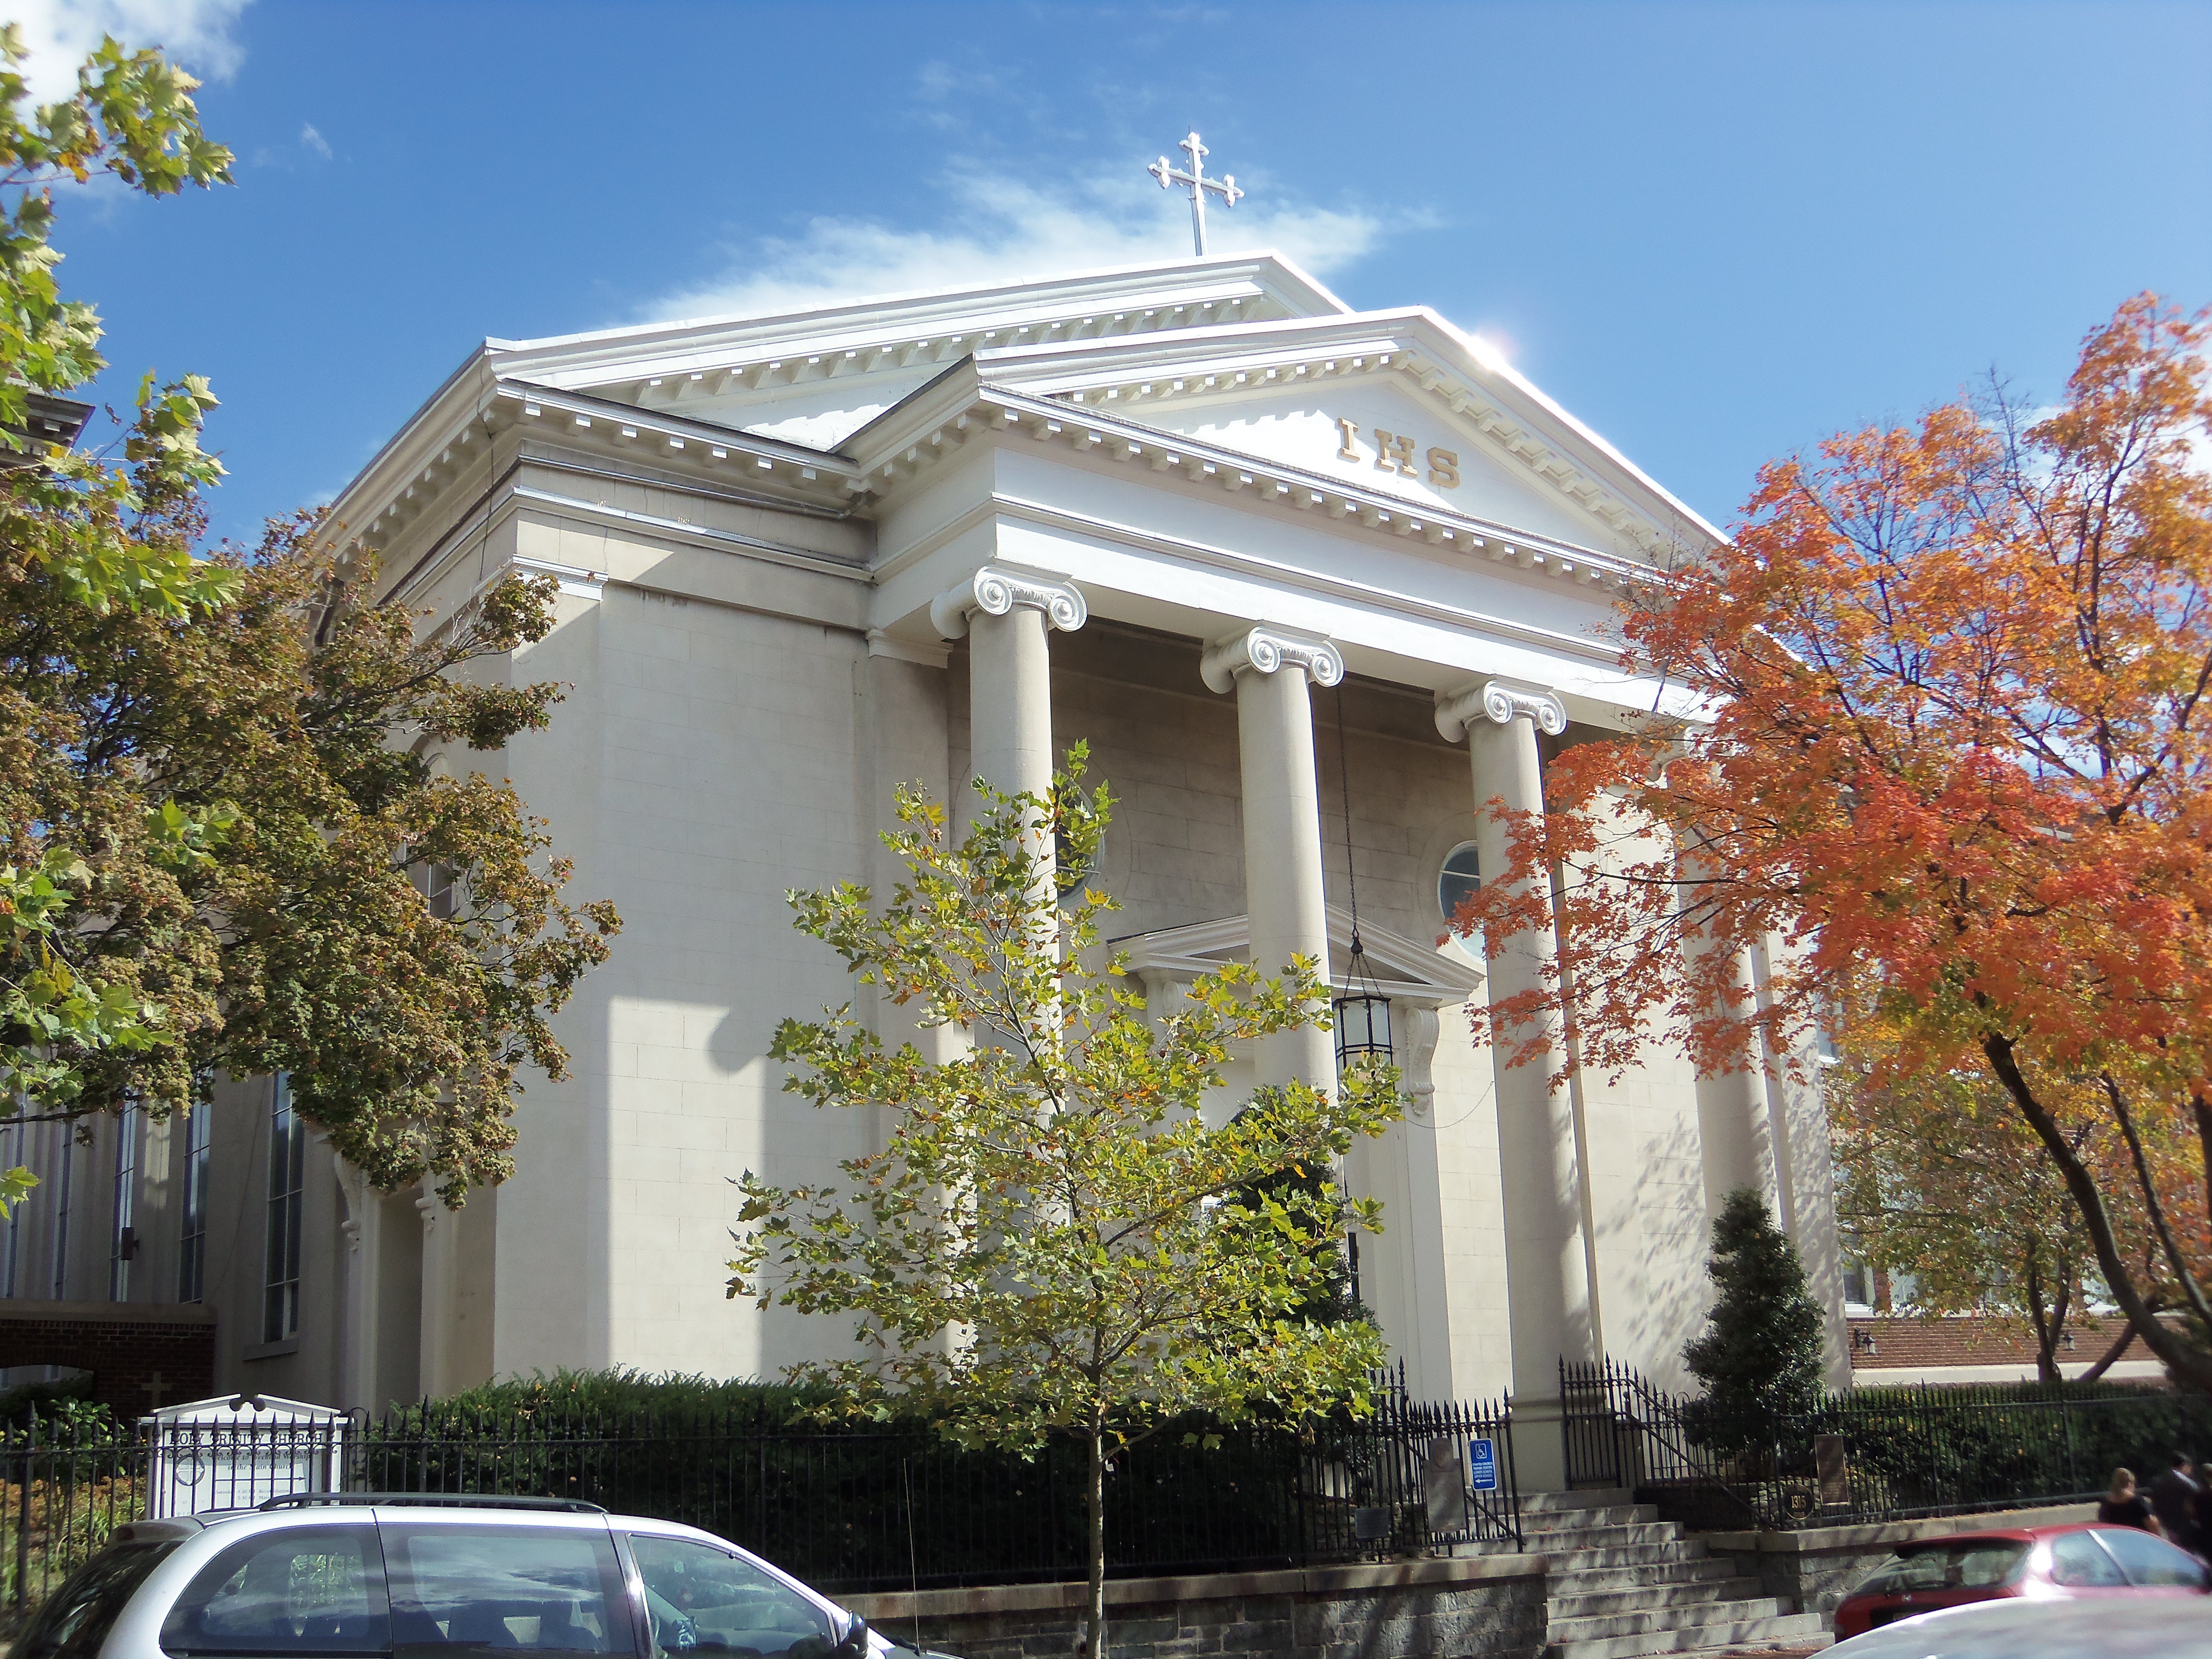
[1563,1357,2212,1531]
[357,1379,1520,1588]
[0,1377,1518,1617]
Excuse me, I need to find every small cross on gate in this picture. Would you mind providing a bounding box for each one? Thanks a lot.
[1148,130,1242,257]
[140,1370,168,1409]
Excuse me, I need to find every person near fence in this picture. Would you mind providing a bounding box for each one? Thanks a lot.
[2149,1452,2205,1556]
[2097,1468,2163,1537]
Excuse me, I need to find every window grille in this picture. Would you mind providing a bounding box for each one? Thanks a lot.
[48,1131,72,1300]
[263,1077,305,1341]
[178,1106,210,1304]
[109,1101,138,1301]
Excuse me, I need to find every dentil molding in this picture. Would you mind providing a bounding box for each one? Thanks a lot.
[1434,679,1568,742]
[929,561,1088,640]
[1200,624,1346,694]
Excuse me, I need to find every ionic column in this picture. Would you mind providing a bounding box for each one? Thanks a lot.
[416,1191,457,1399]
[332,1155,381,1414]
[1677,859,1781,1220]
[931,562,1088,808]
[1436,680,1594,1479]
[1202,625,1342,1089]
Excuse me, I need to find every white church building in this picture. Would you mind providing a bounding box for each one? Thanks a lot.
[6,251,1845,1480]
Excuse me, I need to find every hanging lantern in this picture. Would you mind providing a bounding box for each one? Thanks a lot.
[1333,932,1394,1071]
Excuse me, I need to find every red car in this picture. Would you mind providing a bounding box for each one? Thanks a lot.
[1833,1522,2211,1638]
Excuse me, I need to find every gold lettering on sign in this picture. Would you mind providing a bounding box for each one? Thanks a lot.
[1329,415,1459,488]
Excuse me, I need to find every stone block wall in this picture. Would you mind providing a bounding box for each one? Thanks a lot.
[844,1557,1547,1659]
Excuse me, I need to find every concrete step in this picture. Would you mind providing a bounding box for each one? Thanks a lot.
[1523,1521,1687,1552]
[1548,1539,1711,1572]
[1547,1577,1772,1620]
[1522,1495,1646,1522]
[1551,1610,1826,1659]
[1546,1557,1741,1594]
[1548,1596,1791,1644]
[1523,1504,1661,1532]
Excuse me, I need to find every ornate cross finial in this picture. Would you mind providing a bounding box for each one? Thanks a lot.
[1148,130,1242,257]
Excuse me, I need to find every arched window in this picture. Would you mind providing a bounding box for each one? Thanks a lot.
[1437,842,1481,948]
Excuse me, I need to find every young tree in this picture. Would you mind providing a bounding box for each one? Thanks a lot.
[732,755,1399,1659]
[0,29,618,1199]
[1451,294,2212,1387]
[1683,1188,1826,1455]
[1831,1054,2115,1381]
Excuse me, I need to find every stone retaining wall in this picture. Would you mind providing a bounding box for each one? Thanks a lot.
[1707,1501,2096,1622]
[843,1555,1549,1659]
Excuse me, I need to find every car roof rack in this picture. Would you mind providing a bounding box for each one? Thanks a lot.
[258,1493,608,1514]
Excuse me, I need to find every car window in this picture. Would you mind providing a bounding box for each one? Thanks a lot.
[2091,1525,2210,1588]
[625,1536,834,1659]
[1856,1540,2026,1595]
[382,1524,629,1655]
[2049,1530,2129,1587]
[161,1526,387,1656]
[20,1541,178,1659]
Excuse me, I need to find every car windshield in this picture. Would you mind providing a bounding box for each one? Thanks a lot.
[19,1540,180,1659]
[1855,1539,2029,1595]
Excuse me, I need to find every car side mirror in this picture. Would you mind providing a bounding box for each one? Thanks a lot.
[835,1617,869,1659]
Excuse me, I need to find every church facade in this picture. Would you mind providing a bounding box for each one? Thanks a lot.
[16,254,1846,1478]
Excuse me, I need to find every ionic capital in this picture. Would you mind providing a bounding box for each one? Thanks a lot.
[1435,679,1568,743]
[1200,624,1345,695]
[929,562,1087,640]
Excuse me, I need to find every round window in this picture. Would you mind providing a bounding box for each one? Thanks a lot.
[1437,842,1481,939]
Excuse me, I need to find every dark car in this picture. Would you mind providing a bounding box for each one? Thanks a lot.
[1832,1521,2210,1638]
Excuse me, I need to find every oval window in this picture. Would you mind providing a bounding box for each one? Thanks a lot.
[1437,842,1481,940]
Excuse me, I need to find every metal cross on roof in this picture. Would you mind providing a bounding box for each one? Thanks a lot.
[1148,130,1242,257]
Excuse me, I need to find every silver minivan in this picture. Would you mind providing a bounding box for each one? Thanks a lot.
[13,1495,908,1659]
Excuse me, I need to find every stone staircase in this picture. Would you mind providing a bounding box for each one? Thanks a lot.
[1508,1490,1830,1659]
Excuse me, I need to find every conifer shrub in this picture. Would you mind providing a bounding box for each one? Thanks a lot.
[1683,1187,1827,1456]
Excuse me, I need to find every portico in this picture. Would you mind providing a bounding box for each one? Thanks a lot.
[140,251,1850,1444]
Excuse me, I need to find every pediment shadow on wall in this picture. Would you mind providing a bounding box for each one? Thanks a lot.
[1112,904,1483,1008]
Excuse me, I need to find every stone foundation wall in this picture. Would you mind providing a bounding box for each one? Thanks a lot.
[1708,1501,2096,1623]
[844,1556,1548,1659]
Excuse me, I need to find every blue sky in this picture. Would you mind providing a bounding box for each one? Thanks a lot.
[25,0,2212,548]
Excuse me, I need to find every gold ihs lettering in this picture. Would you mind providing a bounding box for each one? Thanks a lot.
[1374,431,1418,477]
[1335,417,1360,460]
[1427,447,1461,489]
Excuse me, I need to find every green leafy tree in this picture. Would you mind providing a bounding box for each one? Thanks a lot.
[0,28,618,1200]
[1833,1056,2110,1382]
[732,753,1399,1659]
[1683,1188,1827,1456]
[0,25,239,1203]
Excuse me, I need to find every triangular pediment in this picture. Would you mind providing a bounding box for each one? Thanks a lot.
[1114,905,1482,1007]
[475,255,1347,454]
[971,311,1717,556]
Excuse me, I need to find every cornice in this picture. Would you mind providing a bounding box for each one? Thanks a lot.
[873,490,1632,678]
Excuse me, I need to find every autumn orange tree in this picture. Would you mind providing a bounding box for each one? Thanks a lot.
[1452,295,2212,1388]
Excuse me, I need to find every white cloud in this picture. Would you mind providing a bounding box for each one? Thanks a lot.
[9,0,251,102]
[644,164,1392,325]
[298,120,328,158]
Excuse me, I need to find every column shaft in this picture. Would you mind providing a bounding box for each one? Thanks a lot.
[968,604,1056,803]
[1467,711,1595,1399]
[1237,664,1335,1088]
